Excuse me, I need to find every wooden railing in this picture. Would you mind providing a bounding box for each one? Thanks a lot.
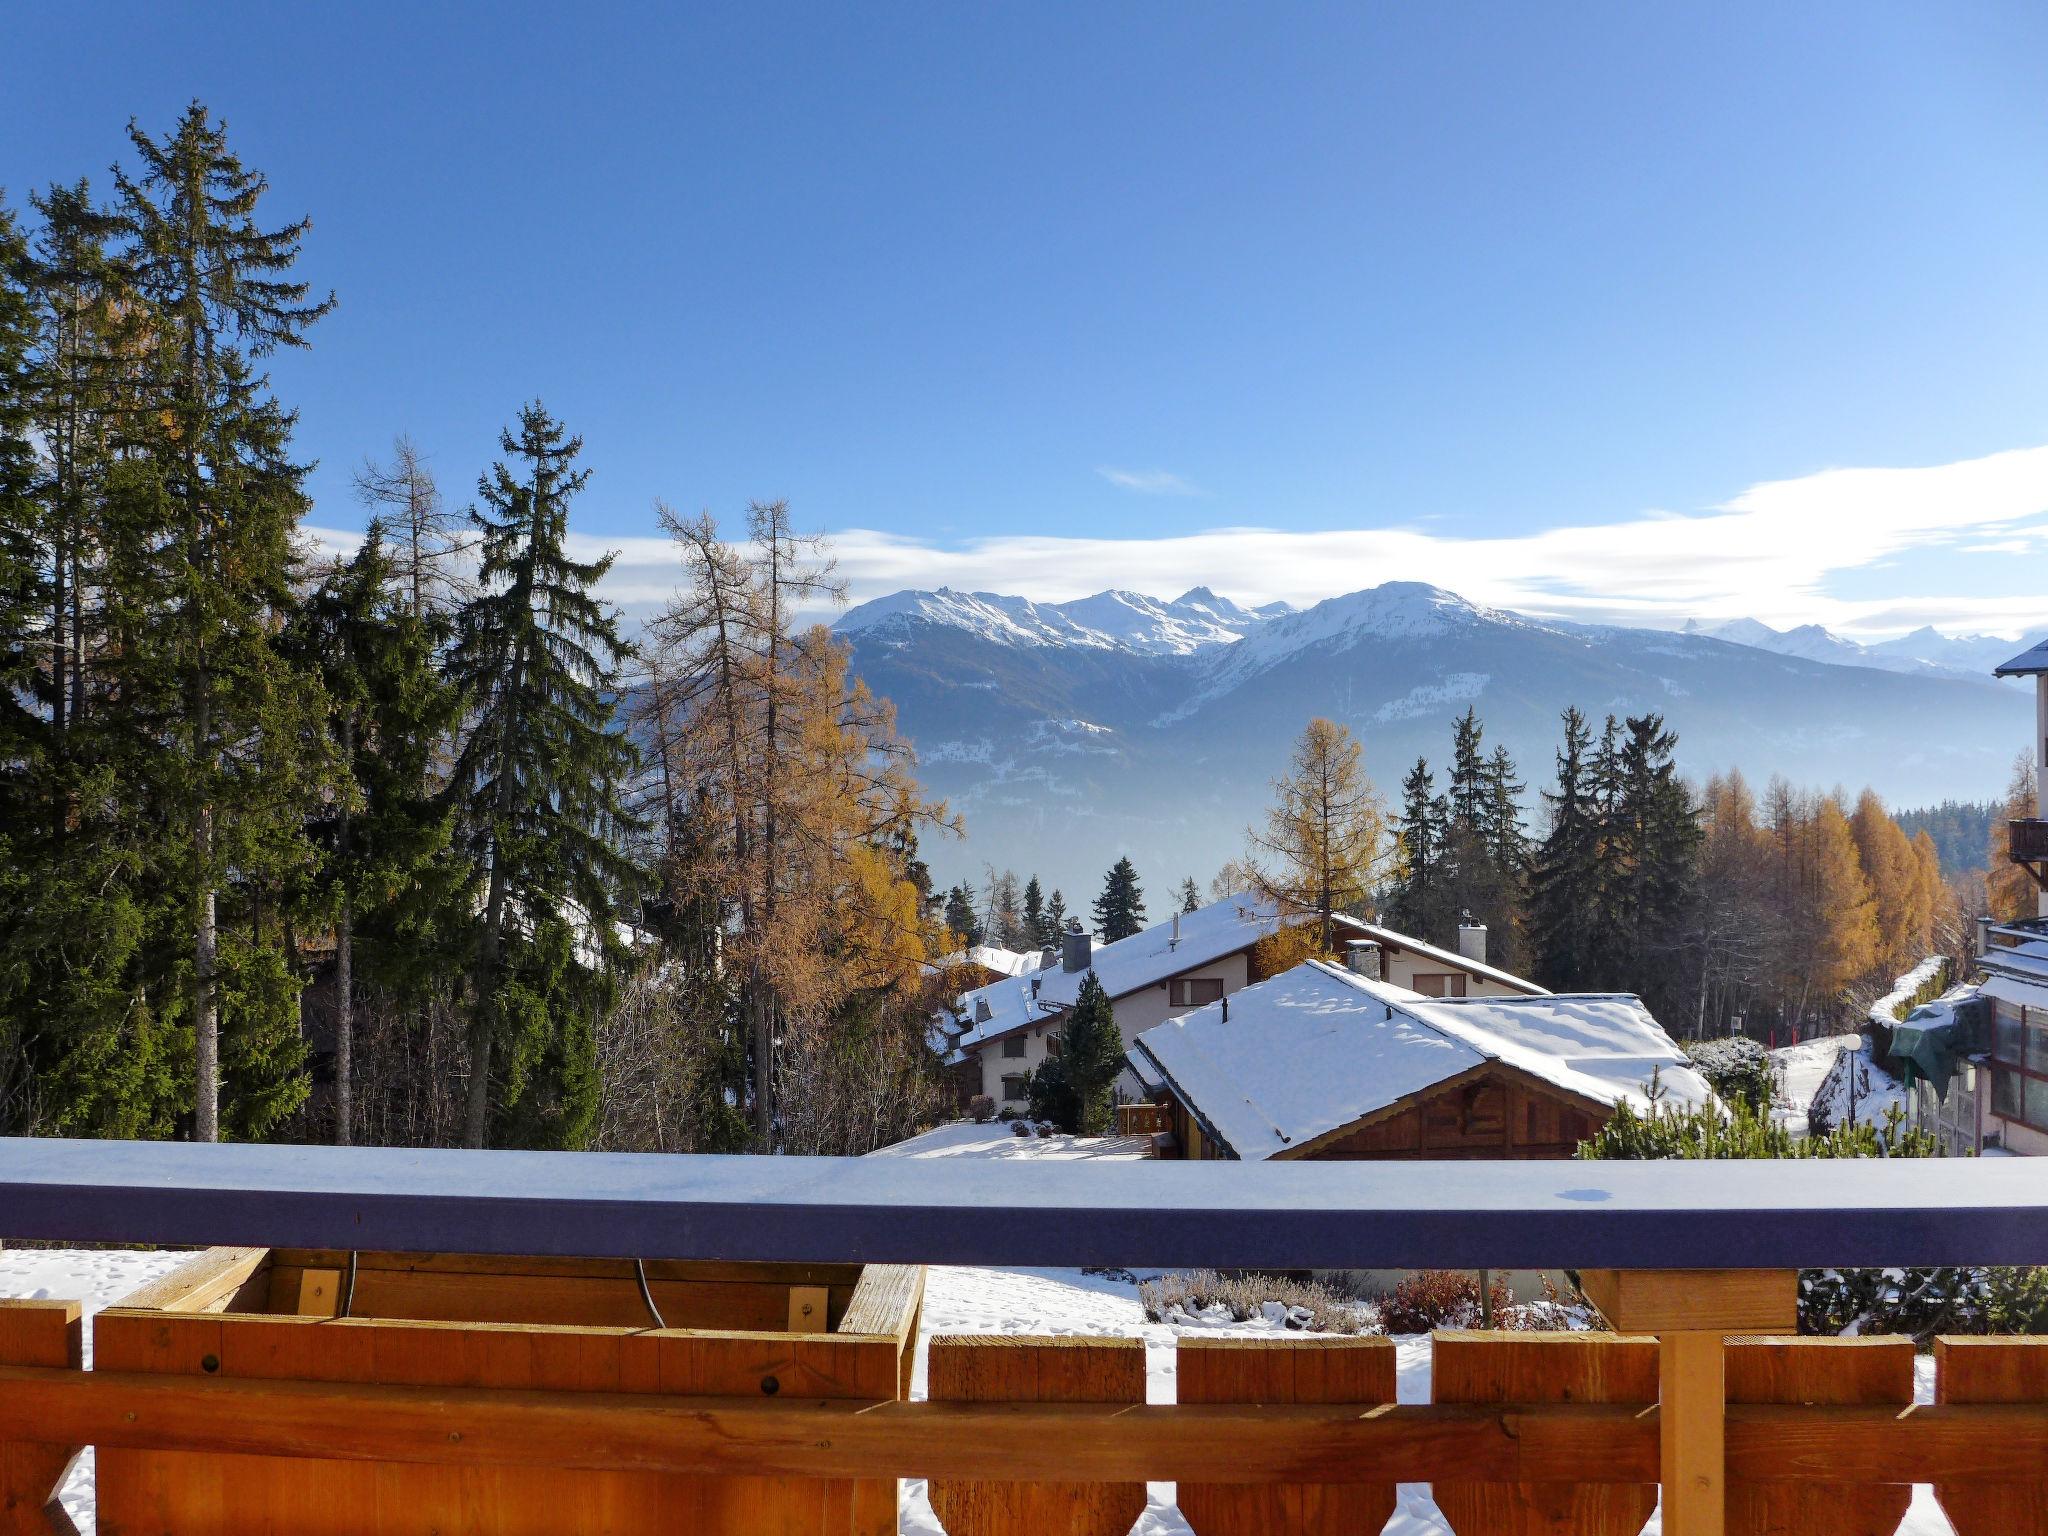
[1114,1101,1169,1136]
[5,1138,2048,1535]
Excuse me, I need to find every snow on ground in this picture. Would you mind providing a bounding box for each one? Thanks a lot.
[0,1246,185,1532]
[2,1249,1957,1535]
[1769,1032,1906,1134]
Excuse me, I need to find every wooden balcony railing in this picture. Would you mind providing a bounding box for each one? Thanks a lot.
[2011,816,2048,864]
[5,1138,2048,1536]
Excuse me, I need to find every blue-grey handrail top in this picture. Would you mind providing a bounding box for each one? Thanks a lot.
[3,1137,2045,1269]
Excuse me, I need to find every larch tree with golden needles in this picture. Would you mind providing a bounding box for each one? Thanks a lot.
[1988,751,2039,923]
[1248,717,1390,947]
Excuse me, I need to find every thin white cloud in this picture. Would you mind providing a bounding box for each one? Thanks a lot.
[305,443,2048,641]
[1096,466,1199,496]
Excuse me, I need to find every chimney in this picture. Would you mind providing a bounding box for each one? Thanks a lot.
[1170,910,1181,949]
[1456,921,1487,966]
[1061,919,1092,974]
[1038,944,1058,972]
[1344,940,1381,978]
[974,995,993,1023]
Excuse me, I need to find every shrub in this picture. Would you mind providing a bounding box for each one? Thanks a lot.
[968,1094,995,1123]
[1685,1036,1774,1113]
[1139,1268,1373,1334]
[1578,1092,1937,1161]
[1375,1269,1513,1333]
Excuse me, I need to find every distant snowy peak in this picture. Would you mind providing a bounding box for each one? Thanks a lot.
[834,584,1284,656]
[1683,616,1999,682]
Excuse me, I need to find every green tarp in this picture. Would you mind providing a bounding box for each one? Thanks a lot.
[1890,1005,1969,1095]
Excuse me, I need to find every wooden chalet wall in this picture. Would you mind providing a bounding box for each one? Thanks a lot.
[1165,1062,1609,1161]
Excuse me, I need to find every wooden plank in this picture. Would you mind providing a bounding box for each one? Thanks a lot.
[1176,1336,1395,1536]
[294,1267,342,1317]
[113,1247,270,1313]
[1432,1330,1659,1536]
[1579,1269,1798,1333]
[1725,1336,1912,1536]
[839,1263,925,1338]
[787,1285,829,1334]
[928,1336,1148,1536]
[270,1250,865,1288]
[0,1301,84,1536]
[1663,1330,1726,1536]
[0,1360,1684,1482]
[1935,1335,2048,1536]
[89,1309,904,1535]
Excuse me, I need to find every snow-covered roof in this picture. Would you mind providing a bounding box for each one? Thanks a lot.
[1131,960,1711,1160]
[866,1121,1154,1160]
[1979,930,2048,989]
[1345,919,1550,996]
[1996,638,2048,676]
[941,893,1294,1060]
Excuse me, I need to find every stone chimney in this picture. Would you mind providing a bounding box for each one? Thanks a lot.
[1061,919,1092,974]
[1344,940,1381,978]
[1456,921,1487,966]
[1038,944,1058,972]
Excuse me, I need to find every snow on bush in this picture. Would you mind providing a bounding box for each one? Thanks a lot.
[1139,1269,1376,1334]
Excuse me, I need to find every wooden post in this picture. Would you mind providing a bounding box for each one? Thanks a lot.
[0,1300,83,1536]
[927,1335,1146,1536]
[1578,1269,1796,1536]
[1176,1336,1395,1536]
[1935,1336,2048,1536]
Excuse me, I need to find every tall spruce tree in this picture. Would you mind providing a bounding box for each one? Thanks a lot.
[446,403,640,1148]
[114,102,336,1140]
[1385,757,1453,941]
[1093,857,1146,941]
[1177,876,1202,914]
[1026,970,1124,1134]
[287,526,462,1143]
[942,884,980,947]
[1528,707,1604,989]
[1022,875,1050,949]
[1046,887,1068,939]
[1602,713,1702,1021]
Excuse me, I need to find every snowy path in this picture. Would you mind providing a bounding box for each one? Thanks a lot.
[1,1250,1955,1535]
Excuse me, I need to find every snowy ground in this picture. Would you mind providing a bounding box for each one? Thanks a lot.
[870,1120,1154,1160]
[3,1248,1958,1536]
[1769,1032,1906,1133]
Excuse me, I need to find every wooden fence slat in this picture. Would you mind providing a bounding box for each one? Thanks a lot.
[927,1335,1147,1536]
[1432,1330,1659,1536]
[0,1301,84,1536]
[1936,1336,2048,1536]
[1176,1336,1395,1536]
[1725,1337,1911,1536]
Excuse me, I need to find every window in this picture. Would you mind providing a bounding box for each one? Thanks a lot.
[1411,972,1469,999]
[1169,977,1226,1007]
[1001,1074,1028,1102]
[1002,1036,1026,1059]
[1991,1000,2048,1133]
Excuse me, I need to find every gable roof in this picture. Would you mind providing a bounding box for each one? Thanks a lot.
[1996,639,2048,677]
[1342,919,1551,996]
[1130,959,1711,1160]
[938,892,1295,1060]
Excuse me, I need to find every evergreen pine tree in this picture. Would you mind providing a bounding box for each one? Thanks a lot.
[1603,713,1702,1021]
[1021,875,1049,949]
[1092,857,1146,941]
[286,526,462,1143]
[1385,756,1452,941]
[114,102,337,1140]
[1026,970,1124,1134]
[1528,708,1604,989]
[1046,887,1068,939]
[942,884,981,947]
[446,402,640,1148]
[1178,877,1202,914]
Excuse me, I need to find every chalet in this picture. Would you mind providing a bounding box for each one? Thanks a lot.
[1130,957,1710,1161]
[935,893,1544,1111]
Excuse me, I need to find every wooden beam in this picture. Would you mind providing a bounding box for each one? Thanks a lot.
[0,1303,82,1536]
[0,1364,1658,1484]
[112,1247,269,1313]
[1659,1331,1725,1536]
[1577,1269,1797,1334]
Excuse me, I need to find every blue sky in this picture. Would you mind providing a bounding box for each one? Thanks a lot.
[11,2,2048,634]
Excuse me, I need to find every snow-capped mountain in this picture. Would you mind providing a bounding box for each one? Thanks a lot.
[1680,617,2015,682]
[835,585,1287,657]
[838,583,2031,898]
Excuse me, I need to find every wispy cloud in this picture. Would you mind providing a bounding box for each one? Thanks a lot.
[305,443,2048,641]
[1096,466,1199,496]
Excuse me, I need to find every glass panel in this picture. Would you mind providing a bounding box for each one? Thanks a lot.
[1994,1068,2024,1120]
[1996,1004,2026,1064]
[2031,1019,2048,1075]
[2028,1074,2048,1132]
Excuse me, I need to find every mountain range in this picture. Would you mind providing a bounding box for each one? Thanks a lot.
[835,582,2037,901]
